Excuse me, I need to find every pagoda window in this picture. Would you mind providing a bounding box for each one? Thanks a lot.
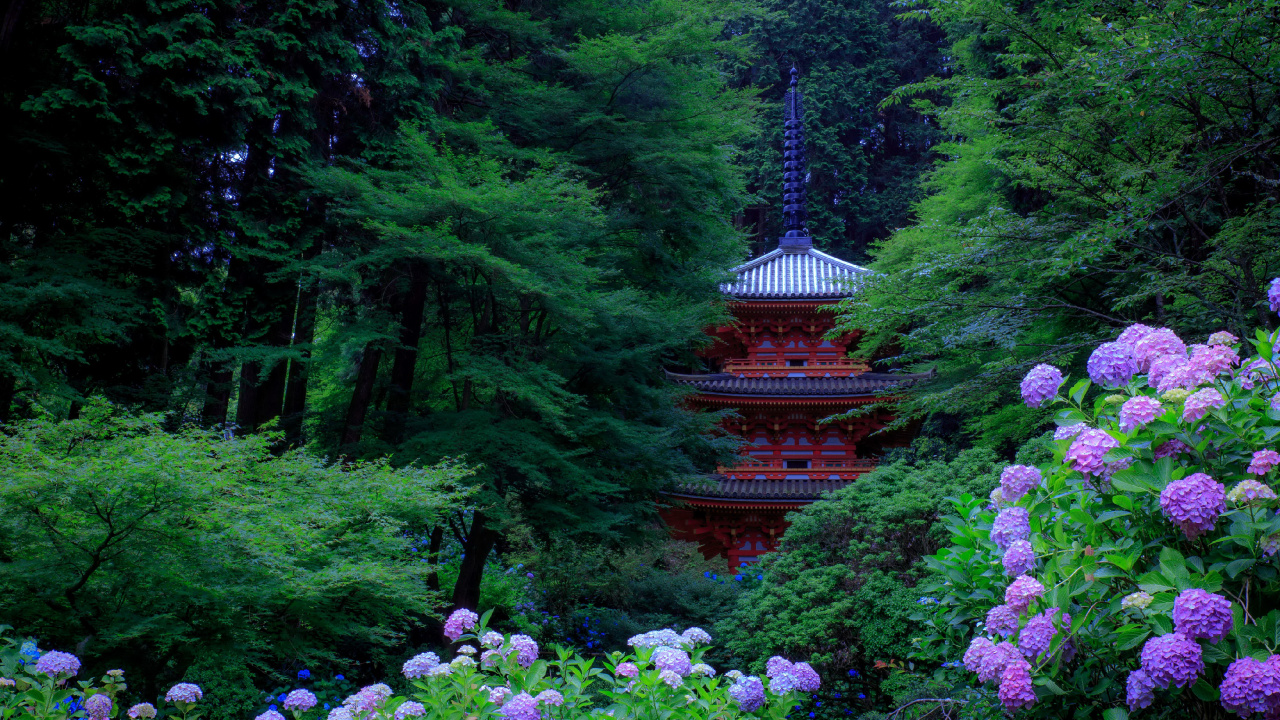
[787,359,807,367]
[785,459,810,469]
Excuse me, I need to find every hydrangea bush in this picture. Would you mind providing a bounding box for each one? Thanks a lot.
[919,312,1280,718]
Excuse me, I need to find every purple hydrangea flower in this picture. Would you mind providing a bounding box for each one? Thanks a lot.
[1159,361,1210,394]
[1249,450,1280,476]
[1000,465,1042,503]
[627,629,686,648]
[977,642,1022,683]
[1188,343,1240,378]
[766,656,794,678]
[1160,472,1226,539]
[1273,391,1280,412]
[1148,354,1186,390]
[986,605,1021,638]
[681,627,711,646]
[1054,422,1086,440]
[997,660,1037,710]
[1020,364,1064,408]
[1154,439,1190,460]
[443,608,479,641]
[1220,656,1280,716]
[402,652,440,679]
[1005,575,1045,613]
[1018,608,1069,661]
[165,684,203,704]
[394,701,426,719]
[481,631,504,649]
[127,704,157,719]
[255,712,285,720]
[1183,388,1226,422]
[1088,341,1139,388]
[1135,328,1188,371]
[34,650,80,679]
[1172,589,1233,643]
[1116,323,1155,349]
[991,506,1031,550]
[480,650,502,667]
[1228,480,1276,505]
[653,647,692,676]
[1065,428,1120,476]
[1127,669,1156,712]
[498,692,539,720]
[85,694,112,720]
[488,687,512,705]
[1270,278,1280,313]
[615,662,639,678]
[963,637,994,674]
[1119,396,1164,432]
[659,669,683,689]
[768,673,797,695]
[328,709,354,720]
[509,635,538,668]
[284,689,317,712]
[1002,540,1036,577]
[728,676,765,712]
[1140,633,1204,688]
[534,690,563,707]
[792,662,820,692]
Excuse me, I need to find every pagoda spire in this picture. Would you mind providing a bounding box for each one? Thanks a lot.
[779,66,811,252]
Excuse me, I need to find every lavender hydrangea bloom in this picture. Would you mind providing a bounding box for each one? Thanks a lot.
[534,690,564,707]
[1116,323,1155,349]
[127,703,157,719]
[1159,361,1210,393]
[327,709,354,720]
[508,635,538,667]
[394,701,426,719]
[1249,450,1280,475]
[1148,354,1186,390]
[692,663,716,677]
[615,662,639,678]
[426,664,452,678]
[481,650,502,667]
[1219,656,1280,715]
[1127,669,1156,712]
[728,676,765,712]
[986,605,1021,638]
[1160,472,1226,539]
[1140,633,1204,688]
[1135,328,1188,371]
[85,694,112,720]
[792,662,820,692]
[765,656,794,678]
[1183,387,1226,422]
[498,692,539,720]
[1000,465,1042,502]
[1154,439,1190,460]
[963,637,994,674]
[1065,428,1120,476]
[1270,278,1280,312]
[34,650,80,678]
[402,652,440,679]
[627,629,686,649]
[1005,575,1045,613]
[1088,341,1139,388]
[768,673,797,695]
[1172,589,1233,643]
[165,683,203,704]
[997,660,1037,710]
[1188,343,1239,378]
[1020,364,1064,408]
[681,627,712,646]
[1002,540,1036,577]
[481,631,504,649]
[653,647,692,676]
[990,506,1030,551]
[1119,396,1163,432]
[1228,480,1276,505]
[488,687,512,705]
[443,608,479,641]
[255,712,285,720]
[977,642,1022,684]
[1018,608,1068,661]
[1054,423,1086,440]
[284,689,317,711]
[660,669,683,689]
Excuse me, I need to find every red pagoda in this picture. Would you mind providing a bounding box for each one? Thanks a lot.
[662,69,928,570]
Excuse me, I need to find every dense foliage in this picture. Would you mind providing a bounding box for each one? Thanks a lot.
[834,0,1280,446]
[0,404,469,709]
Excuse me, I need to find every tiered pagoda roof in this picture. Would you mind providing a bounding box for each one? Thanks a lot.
[721,246,869,299]
[665,371,923,397]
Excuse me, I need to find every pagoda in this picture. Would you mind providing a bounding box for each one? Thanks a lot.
[662,69,929,571]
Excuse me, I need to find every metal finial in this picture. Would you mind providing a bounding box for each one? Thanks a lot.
[780,66,810,249]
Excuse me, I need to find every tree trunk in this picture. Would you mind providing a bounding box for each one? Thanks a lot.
[281,285,317,445]
[382,265,430,444]
[0,373,14,423]
[202,362,235,427]
[426,524,444,593]
[451,513,499,611]
[341,343,382,448]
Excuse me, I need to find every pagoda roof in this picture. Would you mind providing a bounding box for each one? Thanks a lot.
[721,246,870,299]
[670,476,854,501]
[665,370,931,397]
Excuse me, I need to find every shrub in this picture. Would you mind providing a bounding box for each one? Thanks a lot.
[918,315,1280,717]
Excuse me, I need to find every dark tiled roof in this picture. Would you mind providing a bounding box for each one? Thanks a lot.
[671,476,854,500]
[665,370,931,397]
[721,247,870,299]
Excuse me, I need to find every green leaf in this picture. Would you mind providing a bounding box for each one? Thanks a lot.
[1101,708,1129,720]
[1226,558,1255,579]
[1114,625,1151,651]
[1095,510,1131,524]
[1192,678,1220,702]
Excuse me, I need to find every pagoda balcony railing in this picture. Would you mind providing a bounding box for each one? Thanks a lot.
[722,358,870,376]
[717,458,878,479]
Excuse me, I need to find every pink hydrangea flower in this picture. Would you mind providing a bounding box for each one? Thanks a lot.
[615,662,639,678]
[1127,669,1156,712]
[255,712,285,720]
[998,660,1037,710]
[127,704,157,719]
[986,605,1021,638]
[534,690,564,707]
[976,641,1023,683]
[1116,323,1155,349]
[443,608,479,641]
[1002,540,1035,577]
[1005,575,1045,613]
[1000,465,1042,502]
[1159,362,1209,393]
[1228,479,1276,505]
[1182,388,1226,422]
[1188,343,1240,378]
[393,702,426,719]
[1088,341,1139,388]
[1119,395,1163,432]
[991,506,1030,550]
[1154,439,1190,460]
[1134,328,1187,371]
[1172,589,1233,643]
[963,637,994,674]
[1148,354,1186,390]
[1140,633,1204,688]
[1249,450,1280,475]
[508,635,538,668]
[1021,364,1064,408]
[1065,428,1119,475]
[1220,655,1280,715]
[1160,472,1226,539]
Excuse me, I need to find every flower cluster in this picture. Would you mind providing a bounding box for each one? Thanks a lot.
[1001,540,1035,577]
[1088,341,1139,388]
[443,608,479,641]
[34,650,81,679]
[1020,364,1064,408]
[1249,450,1280,476]
[728,676,765,712]
[165,683,204,704]
[1139,633,1204,688]
[1004,575,1044,613]
[1220,656,1280,715]
[1159,472,1226,539]
[990,506,1030,550]
[1119,395,1163,432]
[1065,428,1120,476]
[1171,589,1233,643]
[999,465,1042,502]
